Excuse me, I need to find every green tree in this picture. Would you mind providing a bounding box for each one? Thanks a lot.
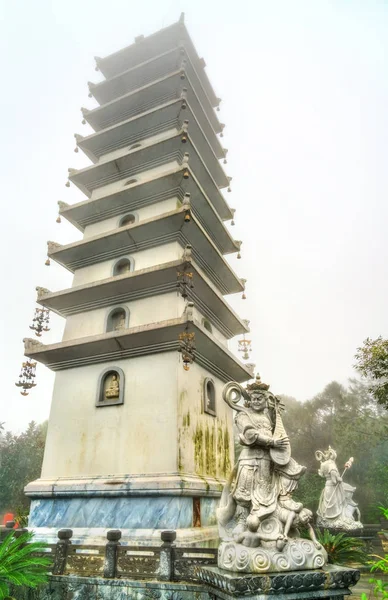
[0,422,47,517]
[280,380,388,521]
[355,336,388,410]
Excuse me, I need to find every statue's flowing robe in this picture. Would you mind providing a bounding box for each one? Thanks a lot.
[232,410,305,519]
[317,460,346,520]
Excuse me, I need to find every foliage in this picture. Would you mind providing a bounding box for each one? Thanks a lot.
[361,577,388,600]
[355,337,388,410]
[14,507,29,529]
[0,531,50,599]
[315,529,368,565]
[361,512,388,600]
[0,422,47,517]
[379,506,388,521]
[281,380,388,521]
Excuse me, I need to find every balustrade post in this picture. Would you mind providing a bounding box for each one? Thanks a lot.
[14,528,28,539]
[52,529,73,575]
[158,530,176,581]
[103,529,121,578]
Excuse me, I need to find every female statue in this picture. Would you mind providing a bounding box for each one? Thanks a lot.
[315,447,362,530]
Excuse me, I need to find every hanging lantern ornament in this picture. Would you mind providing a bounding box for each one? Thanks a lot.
[238,335,252,361]
[178,330,196,371]
[56,215,61,223]
[177,268,194,298]
[15,361,37,396]
[29,308,50,337]
[45,257,51,266]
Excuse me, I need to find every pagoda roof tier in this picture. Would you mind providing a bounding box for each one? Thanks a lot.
[61,164,232,232]
[83,70,223,142]
[48,207,242,295]
[89,47,216,120]
[23,315,253,383]
[68,164,234,257]
[36,259,249,339]
[72,126,228,200]
[96,18,218,108]
[78,95,224,166]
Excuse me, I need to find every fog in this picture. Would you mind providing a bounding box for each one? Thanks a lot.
[0,0,387,432]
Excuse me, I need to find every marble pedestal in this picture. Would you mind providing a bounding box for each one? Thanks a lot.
[26,473,221,546]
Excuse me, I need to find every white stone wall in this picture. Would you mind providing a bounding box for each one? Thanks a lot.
[91,160,180,201]
[177,361,234,481]
[97,128,179,165]
[41,352,179,478]
[72,241,183,287]
[62,292,186,341]
[83,197,180,239]
[191,306,228,346]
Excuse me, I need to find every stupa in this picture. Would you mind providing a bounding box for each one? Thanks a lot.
[23,14,253,545]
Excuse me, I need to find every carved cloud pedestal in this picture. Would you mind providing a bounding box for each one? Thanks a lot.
[218,538,327,574]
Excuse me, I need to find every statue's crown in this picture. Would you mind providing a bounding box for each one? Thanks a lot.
[246,374,270,392]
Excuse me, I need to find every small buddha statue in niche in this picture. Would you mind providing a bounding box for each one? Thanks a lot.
[105,373,120,399]
[113,312,126,331]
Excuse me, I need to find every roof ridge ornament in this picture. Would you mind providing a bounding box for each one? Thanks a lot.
[47,240,62,253]
[36,287,51,299]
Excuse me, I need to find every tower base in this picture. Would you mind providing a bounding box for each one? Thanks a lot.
[25,472,222,546]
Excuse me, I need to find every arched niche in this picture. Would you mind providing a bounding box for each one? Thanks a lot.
[96,367,125,407]
[203,377,216,416]
[112,257,134,277]
[119,213,137,227]
[106,306,129,333]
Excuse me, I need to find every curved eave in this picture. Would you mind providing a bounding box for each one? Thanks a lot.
[83,69,222,139]
[78,98,224,166]
[72,130,228,202]
[97,20,218,107]
[62,164,232,230]
[49,208,242,295]
[24,317,253,383]
[37,259,249,339]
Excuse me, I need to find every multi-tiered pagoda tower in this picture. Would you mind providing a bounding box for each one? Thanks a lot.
[24,14,253,545]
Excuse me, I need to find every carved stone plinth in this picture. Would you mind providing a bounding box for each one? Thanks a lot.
[316,516,363,531]
[196,564,360,599]
[218,538,327,574]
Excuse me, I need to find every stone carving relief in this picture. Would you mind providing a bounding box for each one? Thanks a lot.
[315,447,363,530]
[104,373,120,399]
[96,367,125,407]
[217,375,327,573]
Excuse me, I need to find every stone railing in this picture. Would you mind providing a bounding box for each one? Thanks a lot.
[0,525,217,582]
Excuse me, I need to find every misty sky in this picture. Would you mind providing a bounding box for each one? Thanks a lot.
[0,0,387,433]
